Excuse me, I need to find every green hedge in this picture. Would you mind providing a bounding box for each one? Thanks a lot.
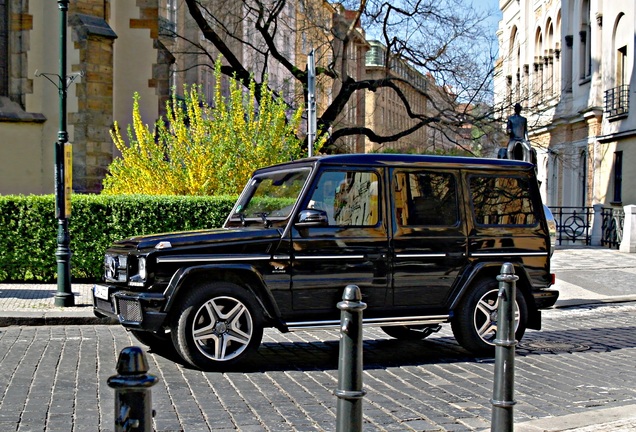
[0,194,236,283]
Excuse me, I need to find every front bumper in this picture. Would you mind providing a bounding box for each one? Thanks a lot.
[92,284,168,331]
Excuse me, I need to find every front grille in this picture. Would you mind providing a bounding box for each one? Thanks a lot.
[116,298,143,322]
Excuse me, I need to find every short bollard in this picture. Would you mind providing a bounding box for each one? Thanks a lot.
[491,263,518,432]
[107,346,158,432]
[335,285,367,432]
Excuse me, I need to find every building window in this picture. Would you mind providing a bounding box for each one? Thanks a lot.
[612,151,622,203]
[167,0,177,26]
[580,1,592,80]
[549,153,560,206]
[579,150,587,207]
[617,45,628,86]
[0,0,8,97]
[159,0,177,36]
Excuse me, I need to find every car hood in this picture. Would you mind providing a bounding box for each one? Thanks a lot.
[112,227,283,251]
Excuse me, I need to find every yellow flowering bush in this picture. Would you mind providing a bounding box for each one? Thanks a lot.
[103,66,308,195]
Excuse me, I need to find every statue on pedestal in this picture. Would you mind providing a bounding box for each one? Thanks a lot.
[506,103,533,162]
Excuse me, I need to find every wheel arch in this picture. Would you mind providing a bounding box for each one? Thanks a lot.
[163,264,281,324]
[450,261,540,329]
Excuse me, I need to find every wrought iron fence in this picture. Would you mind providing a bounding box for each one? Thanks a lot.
[601,207,624,248]
[548,206,624,248]
[549,207,593,246]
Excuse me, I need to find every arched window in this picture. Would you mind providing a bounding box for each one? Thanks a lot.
[545,19,555,97]
[509,26,521,104]
[534,28,544,105]
[613,14,630,87]
[555,10,562,94]
[579,0,592,80]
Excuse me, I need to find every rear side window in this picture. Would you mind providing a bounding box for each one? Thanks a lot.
[393,170,459,226]
[470,175,536,226]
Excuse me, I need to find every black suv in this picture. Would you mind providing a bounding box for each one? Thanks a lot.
[93,154,558,370]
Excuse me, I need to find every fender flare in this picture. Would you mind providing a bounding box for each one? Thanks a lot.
[162,264,281,322]
[450,261,540,328]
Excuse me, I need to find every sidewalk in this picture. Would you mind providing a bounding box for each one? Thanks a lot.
[1,246,636,432]
[0,282,114,326]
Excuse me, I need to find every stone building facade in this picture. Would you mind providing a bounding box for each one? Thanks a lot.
[495,0,636,208]
[0,0,173,194]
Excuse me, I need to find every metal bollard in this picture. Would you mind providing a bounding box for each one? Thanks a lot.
[491,263,518,432]
[335,285,367,432]
[107,346,158,432]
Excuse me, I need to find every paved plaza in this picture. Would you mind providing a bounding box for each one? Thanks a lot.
[0,247,636,431]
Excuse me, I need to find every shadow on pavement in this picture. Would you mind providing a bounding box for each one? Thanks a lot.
[144,320,636,373]
[0,289,58,299]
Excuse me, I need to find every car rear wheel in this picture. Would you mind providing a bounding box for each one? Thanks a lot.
[381,325,441,340]
[451,278,527,356]
[171,282,263,370]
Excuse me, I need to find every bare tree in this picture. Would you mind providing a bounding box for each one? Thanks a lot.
[175,0,503,154]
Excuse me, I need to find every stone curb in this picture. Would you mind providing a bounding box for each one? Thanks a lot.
[0,311,118,327]
[554,295,636,308]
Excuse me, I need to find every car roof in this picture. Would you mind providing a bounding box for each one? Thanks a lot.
[254,153,534,174]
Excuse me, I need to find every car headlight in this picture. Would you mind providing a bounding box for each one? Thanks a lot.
[128,256,148,287]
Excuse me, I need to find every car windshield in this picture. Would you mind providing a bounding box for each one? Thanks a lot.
[231,168,311,221]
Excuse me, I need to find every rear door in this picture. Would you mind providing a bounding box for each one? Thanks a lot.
[390,168,468,310]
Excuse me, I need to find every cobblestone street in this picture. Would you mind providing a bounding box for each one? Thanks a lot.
[1,302,635,431]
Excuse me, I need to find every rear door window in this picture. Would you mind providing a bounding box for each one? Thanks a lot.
[393,170,459,226]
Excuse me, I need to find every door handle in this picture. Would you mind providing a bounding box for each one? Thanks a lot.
[446,252,465,258]
[365,253,386,261]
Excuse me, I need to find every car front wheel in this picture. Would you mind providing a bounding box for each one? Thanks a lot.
[451,278,527,356]
[171,282,263,370]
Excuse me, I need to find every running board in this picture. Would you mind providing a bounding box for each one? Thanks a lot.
[286,315,449,331]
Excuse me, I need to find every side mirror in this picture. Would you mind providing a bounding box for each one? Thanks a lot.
[295,209,329,227]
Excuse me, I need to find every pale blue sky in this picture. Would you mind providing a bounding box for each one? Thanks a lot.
[471,0,502,35]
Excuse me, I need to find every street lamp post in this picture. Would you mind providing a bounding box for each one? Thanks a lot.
[35,1,80,306]
[54,0,73,306]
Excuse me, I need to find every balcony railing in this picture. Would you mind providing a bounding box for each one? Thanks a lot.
[604,85,630,118]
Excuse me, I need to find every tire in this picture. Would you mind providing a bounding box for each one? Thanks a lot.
[130,329,171,349]
[381,325,441,340]
[451,278,527,356]
[171,282,263,370]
